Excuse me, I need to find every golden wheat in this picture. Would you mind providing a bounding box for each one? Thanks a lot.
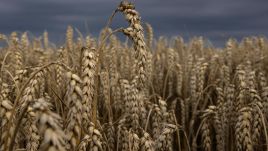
[0,1,267,151]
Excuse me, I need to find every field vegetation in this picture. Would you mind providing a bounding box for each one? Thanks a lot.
[0,1,268,151]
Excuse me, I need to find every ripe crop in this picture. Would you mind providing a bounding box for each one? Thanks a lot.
[0,1,267,151]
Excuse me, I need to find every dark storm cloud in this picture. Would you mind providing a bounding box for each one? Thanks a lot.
[0,0,267,46]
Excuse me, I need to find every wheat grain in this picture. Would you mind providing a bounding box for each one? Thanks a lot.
[65,72,83,149]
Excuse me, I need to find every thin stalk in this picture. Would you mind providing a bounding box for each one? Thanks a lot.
[93,28,123,125]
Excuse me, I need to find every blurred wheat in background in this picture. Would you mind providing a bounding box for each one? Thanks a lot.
[0,1,268,151]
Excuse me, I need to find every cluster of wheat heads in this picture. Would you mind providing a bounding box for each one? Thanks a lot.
[0,1,268,151]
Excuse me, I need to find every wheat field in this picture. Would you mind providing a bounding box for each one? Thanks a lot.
[0,1,268,151]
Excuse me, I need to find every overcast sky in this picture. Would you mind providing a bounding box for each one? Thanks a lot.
[0,0,267,47]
